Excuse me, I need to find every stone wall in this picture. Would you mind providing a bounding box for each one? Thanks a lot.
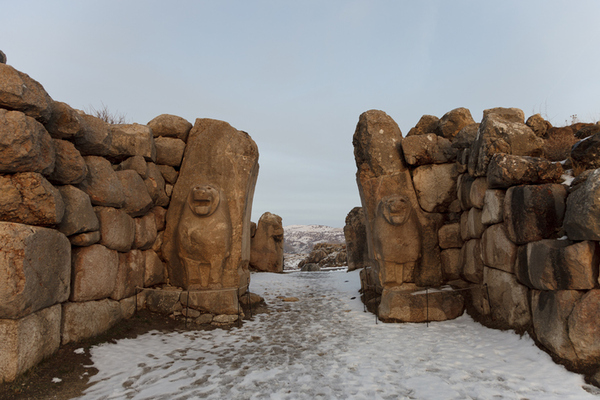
[351,107,600,384]
[0,61,258,382]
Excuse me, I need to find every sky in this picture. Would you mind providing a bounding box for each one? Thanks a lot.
[2,1,600,227]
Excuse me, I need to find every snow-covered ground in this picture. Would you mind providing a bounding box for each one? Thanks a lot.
[77,270,599,400]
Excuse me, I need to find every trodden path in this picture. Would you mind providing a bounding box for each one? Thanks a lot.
[77,270,599,400]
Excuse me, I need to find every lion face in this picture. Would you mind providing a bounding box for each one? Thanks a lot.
[380,194,412,226]
[188,184,221,216]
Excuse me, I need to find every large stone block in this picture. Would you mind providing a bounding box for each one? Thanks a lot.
[0,109,55,174]
[468,109,544,177]
[133,213,158,250]
[467,207,485,239]
[378,285,464,322]
[469,177,488,209]
[457,173,475,211]
[504,184,566,245]
[438,223,463,249]
[568,290,600,365]
[61,299,122,345]
[48,138,88,185]
[45,101,84,140]
[412,163,459,212]
[0,64,53,123]
[571,132,600,174]
[438,107,475,140]
[531,290,582,362]
[343,207,368,272]
[145,288,182,314]
[0,222,70,319]
[484,267,530,330]
[117,155,147,178]
[108,123,156,162]
[516,239,598,290]
[57,185,99,237]
[144,162,169,207]
[487,153,563,189]
[155,136,186,167]
[440,248,461,281]
[112,250,145,300]
[115,170,154,217]
[481,189,505,225]
[406,114,439,137]
[481,224,517,273]
[74,114,112,157]
[96,206,135,252]
[77,156,125,208]
[147,114,192,142]
[249,212,284,273]
[144,250,165,287]
[564,168,600,240]
[0,304,61,383]
[402,133,457,165]
[0,172,65,226]
[180,289,240,315]
[70,244,118,302]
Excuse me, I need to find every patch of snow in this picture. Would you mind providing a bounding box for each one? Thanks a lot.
[52,377,62,383]
[77,271,597,400]
[283,224,345,254]
[74,348,85,355]
[562,173,575,186]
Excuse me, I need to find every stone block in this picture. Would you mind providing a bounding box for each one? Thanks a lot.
[96,206,135,252]
[117,155,148,178]
[441,248,461,281]
[564,169,600,240]
[484,267,530,330]
[133,214,158,250]
[0,222,71,319]
[481,189,505,225]
[144,250,165,287]
[568,290,600,365]
[0,64,53,123]
[69,231,101,247]
[111,250,145,301]
[412,163,459,212]
[402,133,457,165]
[144,162,169,207]
[77,156,125,207]
[47,139,88,185]
[145,288,182,314]
[378,285,464,322]
[74,114,112,157]
[57,185,99,237]
[108,123,156,162]
[481,224,517,273]
[461,239,483,283]
[71,244,118,302]
[180,289,240,315]
[487,153,563,189]
[155,136,185,167]
[0,304,61,383]
[438,107,475,140]
[467,207,485,239]
[457,173,475,210]
[438,223,463,249]
[61,299,122,345]
[45,101,84,140]
[115,170,154,217]
[469,177,488,209]
[147,114,192,142]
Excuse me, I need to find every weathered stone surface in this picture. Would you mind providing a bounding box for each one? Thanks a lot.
[0,304,61,383]
[487,153,563,189]
[148,206,167,232]
[441,249,461,281]
[61,299,122,344]
[48,139,88,185]
[147,114,192,142]
[481,224,516,273]
[354,110,443,288]
[155,136,185,167]
[451,123,479,150]
[0,109,55,174]
[57,185,99,236]
[70,244,118,302]
[402,133,457,165]
[115,170,154,217]
[517,239,598,290]
[111,250,145,300]
[0,172,65,226]
[457,173,475,211]
[0,64,53,123]
[461,239,483,283]
[571,133,600,174]
[180,289,240,315]
[483,107,525,123]
[212,314,239,325]
[69,230,100,247]
[0,222,70,319]
[249,212,284,273]
[133,213,158,250]
[564,169,600,240]
[144,162,169,207]
[468,110,544,177]
[120,294,141,319]
[144,250,165,287]
[77,156,125,207]
[157,164,178,184]
[0,50,5,64]
[74,114,112,156]
[412,163,459,212]
[568,290,600,365]
[163,118,259,293]
[301,263,320,271]
[526,114,552,137]
[483,266,530,330]
[378,285,464,322]
[95,206,135,252]
[344,207,368,271]
[438,107,475,140]
[108,123,156,162]
[145,288,182,314]
[467,207,485,239]
[574,124,600,140]
[406,115,439,137]
[504,184,567,245]
[531,290,581,362]
[45,101,84,140]
[481,189,505,225]
[116,155,147,179]
[438,223,462,249]
[469,177,488,209]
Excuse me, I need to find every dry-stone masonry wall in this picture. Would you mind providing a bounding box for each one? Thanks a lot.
[350,107,600,385]
[0,61,259,382]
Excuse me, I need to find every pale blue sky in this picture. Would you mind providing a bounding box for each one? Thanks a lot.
[2,1,600,227]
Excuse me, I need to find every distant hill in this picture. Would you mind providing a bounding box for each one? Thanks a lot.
[283,225,345,254]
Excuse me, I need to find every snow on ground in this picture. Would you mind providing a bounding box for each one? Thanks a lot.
[77,270,599,400]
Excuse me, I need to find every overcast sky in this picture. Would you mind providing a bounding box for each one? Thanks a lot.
[3,1,600,227]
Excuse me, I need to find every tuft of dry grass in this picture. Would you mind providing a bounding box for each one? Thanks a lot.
[86,103,128,124]
[543,127,579,161]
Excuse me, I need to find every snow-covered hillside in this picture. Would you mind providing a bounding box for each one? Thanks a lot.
[283,224,345,254]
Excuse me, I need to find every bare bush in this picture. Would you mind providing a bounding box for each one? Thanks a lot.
[86,103,129,124]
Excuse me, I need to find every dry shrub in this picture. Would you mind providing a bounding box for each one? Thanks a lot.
[543,127,579,161]
[86,103,128,124]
